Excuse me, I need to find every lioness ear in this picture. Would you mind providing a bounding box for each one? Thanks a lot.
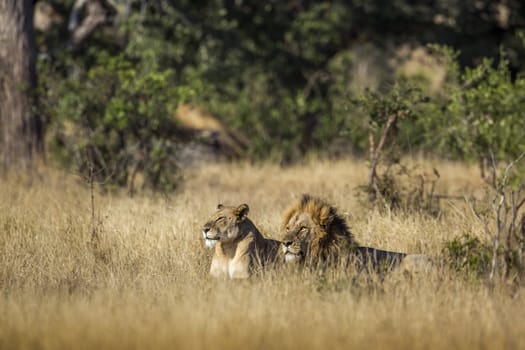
[234,204,249,220]
[217,204,224,210]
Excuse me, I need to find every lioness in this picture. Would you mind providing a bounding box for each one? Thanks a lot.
[282,194,430,272]
[202,203,281,278]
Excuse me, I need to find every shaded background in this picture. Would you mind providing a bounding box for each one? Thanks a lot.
[3,0,525,189]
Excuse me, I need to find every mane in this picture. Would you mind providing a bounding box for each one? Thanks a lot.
[283,194,355,243]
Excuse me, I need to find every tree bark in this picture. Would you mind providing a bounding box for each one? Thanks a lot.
[0,0,42,171]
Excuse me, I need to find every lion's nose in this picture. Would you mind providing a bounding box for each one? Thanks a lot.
[203,227,210,233]
[283,241,293,247]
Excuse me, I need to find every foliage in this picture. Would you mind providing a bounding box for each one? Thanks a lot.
[339,46,525,214]
[432,46,525,164]
[345,83,435,212]
[41,52,182,191]
[34,0,525,189]
[474,151,525,283]
[444,150,525,283]
[444,234,492,278]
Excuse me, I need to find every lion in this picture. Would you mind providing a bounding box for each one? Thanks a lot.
[202,203,281,279]
[281,194,430,273]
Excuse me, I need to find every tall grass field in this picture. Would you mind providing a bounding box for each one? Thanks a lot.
[1,158,524,349]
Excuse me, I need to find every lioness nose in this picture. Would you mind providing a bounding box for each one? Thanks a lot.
[283,241,293,247]
[203,227,210,233]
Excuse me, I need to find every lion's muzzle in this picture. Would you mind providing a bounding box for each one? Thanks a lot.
[282,241,303,263]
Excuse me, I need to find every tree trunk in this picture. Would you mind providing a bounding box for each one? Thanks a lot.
[0,0,43,171]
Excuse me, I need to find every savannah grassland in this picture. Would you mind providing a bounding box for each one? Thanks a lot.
[1,158,524,350]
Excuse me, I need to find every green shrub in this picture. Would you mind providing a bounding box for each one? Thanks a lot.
[41,52,182,191]
[444,234,492,278]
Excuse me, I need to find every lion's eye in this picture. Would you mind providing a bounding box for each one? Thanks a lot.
[216,216,226,223]
[300,226,307,232]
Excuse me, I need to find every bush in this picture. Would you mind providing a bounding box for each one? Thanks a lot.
[444,234,492,278]
[41,52,182,192]
[423,45,525,164]
[35,2,525,189]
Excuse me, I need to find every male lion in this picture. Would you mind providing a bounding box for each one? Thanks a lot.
[202,203,281,279]
[281,194,430,272]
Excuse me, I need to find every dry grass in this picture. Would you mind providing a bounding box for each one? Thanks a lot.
[1,158,524,350]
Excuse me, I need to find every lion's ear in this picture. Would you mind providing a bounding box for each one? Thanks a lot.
[319,207,333,227]
[300,193,312,206]
[217,204,224,210]
[234,204,249,220]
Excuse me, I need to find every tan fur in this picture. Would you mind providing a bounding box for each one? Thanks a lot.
[175,104,225,131]
[175,103,249,158]
[282,194,428,272]
[202,203,281,279]
[34,1,63,32]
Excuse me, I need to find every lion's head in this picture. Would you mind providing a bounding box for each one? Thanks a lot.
[202,203,250,249]
[281,194,356,264]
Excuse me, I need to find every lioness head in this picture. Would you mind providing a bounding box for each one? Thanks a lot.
[281,194,355,264]
[202,203,250,248]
